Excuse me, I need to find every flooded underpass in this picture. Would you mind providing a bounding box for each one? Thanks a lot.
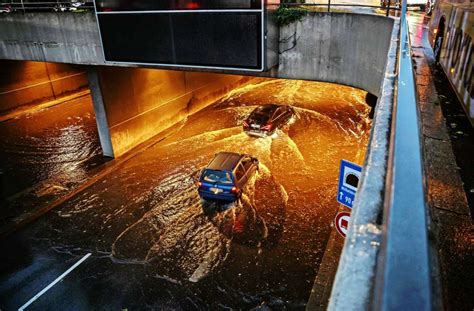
[0,94,106,229]
[0,78,372,309]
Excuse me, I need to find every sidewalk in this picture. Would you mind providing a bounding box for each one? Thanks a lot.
[408,12,474,310]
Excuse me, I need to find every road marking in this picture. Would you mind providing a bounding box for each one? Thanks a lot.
[18,253,92,311]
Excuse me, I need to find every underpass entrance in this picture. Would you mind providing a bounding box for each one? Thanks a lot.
[0,74,373,309]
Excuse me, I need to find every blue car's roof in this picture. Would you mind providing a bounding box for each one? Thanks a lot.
[207,152,244,171]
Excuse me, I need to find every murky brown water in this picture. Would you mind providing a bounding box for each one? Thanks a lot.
[0,95,104,226]
[0,78,371,309]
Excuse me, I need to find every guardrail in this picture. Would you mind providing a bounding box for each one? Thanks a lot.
[329,0,436,309]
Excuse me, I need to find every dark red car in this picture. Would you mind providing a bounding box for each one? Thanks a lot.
[242,104,295,137]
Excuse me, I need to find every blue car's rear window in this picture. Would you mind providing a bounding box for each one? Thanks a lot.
[202,170,233,184]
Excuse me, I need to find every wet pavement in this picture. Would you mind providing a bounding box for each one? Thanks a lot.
[408,12,474,310]
[0,94,105,230]
[0,78,371,309]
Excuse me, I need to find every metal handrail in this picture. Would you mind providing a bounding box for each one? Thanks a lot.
[3,1,86,3]
[373,1,432,309]
[329,0,435,309]
[1,0,94,12]
[279,2,401,16]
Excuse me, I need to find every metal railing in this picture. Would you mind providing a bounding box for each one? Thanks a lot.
[373,5,433,309]
[1,0,94,12]
[279,1,401,16]
[329,0,436,309]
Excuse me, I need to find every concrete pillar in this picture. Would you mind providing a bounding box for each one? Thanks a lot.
[86,66,115,158]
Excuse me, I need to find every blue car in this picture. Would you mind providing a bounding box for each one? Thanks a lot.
[198,152,259,202]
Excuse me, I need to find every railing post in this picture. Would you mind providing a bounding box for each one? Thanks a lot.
[328,0,331,12]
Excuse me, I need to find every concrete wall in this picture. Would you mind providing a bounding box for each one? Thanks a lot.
[0,60,88,113]
[0,12,393,96]
[98,67,249,156]
[275,13,394,96]
[0,12,103,65]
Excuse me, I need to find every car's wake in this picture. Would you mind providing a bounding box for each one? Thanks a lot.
[111,163,288,283]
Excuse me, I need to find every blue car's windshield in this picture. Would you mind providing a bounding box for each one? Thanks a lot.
[202,170,233,184]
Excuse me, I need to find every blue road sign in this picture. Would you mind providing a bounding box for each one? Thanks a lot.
[337,160,362,209]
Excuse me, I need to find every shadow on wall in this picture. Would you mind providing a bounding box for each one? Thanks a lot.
[0,60,89,114]
[98,67,251,157]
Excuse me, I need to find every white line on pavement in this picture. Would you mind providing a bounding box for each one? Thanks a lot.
[18,253,92,311]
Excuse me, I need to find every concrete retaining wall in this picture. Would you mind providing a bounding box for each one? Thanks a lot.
[0,12,103,65]
[98,67,249,156]
[0,60,88,113]
[276,13,394,96]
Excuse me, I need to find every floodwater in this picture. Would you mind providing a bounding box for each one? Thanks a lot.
[0,78,371,309]
[0,95,105,227]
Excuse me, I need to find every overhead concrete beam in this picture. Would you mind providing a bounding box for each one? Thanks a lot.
[0,12,104,65]
[1,12,394,95]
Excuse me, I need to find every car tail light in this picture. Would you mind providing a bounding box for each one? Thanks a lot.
[242,120,249,128]
[231,186,239,194]
[261,123,273,131]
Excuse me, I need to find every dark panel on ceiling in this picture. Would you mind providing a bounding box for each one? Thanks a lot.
[97,12,262,69]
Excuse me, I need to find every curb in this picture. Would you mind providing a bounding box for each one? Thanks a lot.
[0,90,91,123]
[305,205,347,310]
